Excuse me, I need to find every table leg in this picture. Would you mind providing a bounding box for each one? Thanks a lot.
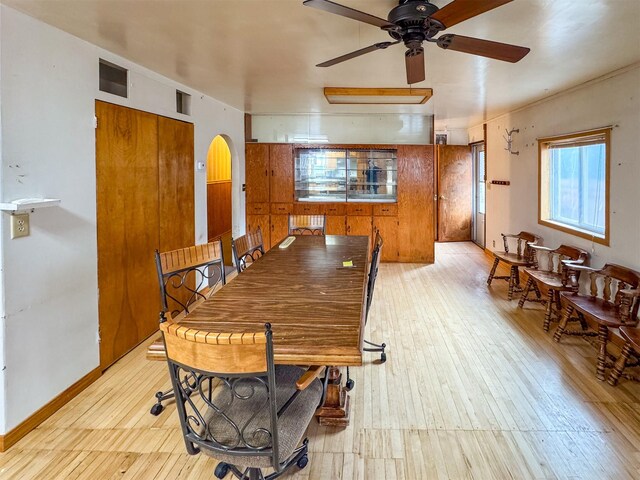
[315,366,350,427]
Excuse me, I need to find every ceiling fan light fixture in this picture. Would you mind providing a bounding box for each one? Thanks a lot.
[324,87,432,105]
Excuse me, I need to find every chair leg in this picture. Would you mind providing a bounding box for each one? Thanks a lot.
[364,339,387,363]
[487,258,499,286]
[608,342,634,386]
[596,325,609,381]
[517,278,533,308]
[543,289,555,332]
[507,266,518,300]
[554,305,574,342]
[150,388,174,416]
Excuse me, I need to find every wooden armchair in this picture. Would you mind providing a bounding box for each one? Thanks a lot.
[554,264,640,381]
[232,227,265,274]
[288,214,326,236]
[518,244,589,331]
[487,231,541,300]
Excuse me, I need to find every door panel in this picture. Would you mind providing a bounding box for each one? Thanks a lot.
[96,101,159,370]
[245,143,270,204]
[247,214,271,251]
[437,145,472,242]
[270,144,293,203]
[158,116,194,252]
[397,145,435,262]
[374,217,399,262]
[326,215,346,235]
[271,214,289,247]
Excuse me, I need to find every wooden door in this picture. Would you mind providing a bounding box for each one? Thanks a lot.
[247,214,271,251]
[158,116,194,252]
[437,145,472,242]
[245,143,269,204]
[270,144,293,203]
[326,215,346,235]
[270,214,289,247]
[397,145,435,262]
[96,101,160,370]
[347,216,372,238]
[374,217,399,262]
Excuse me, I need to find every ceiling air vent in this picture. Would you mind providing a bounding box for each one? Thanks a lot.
[99,59,127,98]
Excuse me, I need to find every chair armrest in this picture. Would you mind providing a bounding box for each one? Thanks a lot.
[296,365,326,391]
[620,288,640,298]
[501,233,520,239]
[560,261,596,272]
[529,244,553,252]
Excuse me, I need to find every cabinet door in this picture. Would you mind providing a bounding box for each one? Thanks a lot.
[326,215,346,235]
[347,216,372,238]
[374,216,400,262]
[246,143,270,204]
[271,214,289,247]
[270,144,293,203]
[247,214,271,251]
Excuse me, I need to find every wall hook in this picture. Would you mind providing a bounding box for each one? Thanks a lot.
[503,128,520,155]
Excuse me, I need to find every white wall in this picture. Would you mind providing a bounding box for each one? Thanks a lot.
[0,5,244,433]
[474,66,640,271]
[252,114,433,144]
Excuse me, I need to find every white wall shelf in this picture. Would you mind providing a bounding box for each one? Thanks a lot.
[0,198,61,212]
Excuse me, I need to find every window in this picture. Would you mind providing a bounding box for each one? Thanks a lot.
[295,148,397,203]
[99,59,127,98]
[538,128,610,245]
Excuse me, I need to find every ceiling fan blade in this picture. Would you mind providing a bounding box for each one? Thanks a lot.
[436,34,530,63]
[430,0,513,28]
[303,0,395,29]
[317,41,400,67]
[405,49,425,84]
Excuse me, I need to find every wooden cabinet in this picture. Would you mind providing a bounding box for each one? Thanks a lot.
[245,142,435,263]
[247,214,271,250]
[270,144,293,203]
[326,215,347,235]
[397,145,435,263]
[270,214,289,246]
[347,216,372,238]
[374,216,400,262]
[246,143,270,204]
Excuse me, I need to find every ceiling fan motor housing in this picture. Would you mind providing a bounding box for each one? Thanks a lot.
[387,1,442,49]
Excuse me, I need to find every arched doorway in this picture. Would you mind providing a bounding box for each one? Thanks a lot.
[206,135,233,266]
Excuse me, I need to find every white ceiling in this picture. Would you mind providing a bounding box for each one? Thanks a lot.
[3,0,640,128]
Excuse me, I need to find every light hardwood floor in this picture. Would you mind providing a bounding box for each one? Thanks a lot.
[2,242,639,479]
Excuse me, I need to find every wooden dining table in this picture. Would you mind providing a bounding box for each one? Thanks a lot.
[174,234,371,426]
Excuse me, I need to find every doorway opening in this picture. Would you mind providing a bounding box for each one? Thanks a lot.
[206,135,233,266]
[471,142,486,249]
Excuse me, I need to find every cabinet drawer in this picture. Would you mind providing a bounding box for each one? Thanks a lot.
[325,204,346,216]
[346,204,373,216]
[373,204,398,216]
[271,203,293,215]
[247,203,269,215]
[293,203,325,215]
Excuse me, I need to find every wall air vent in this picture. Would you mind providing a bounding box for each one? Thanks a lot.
[99,59,128,98]
[176,90,191,115]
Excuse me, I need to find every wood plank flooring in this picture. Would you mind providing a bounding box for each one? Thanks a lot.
[2,242,639,479]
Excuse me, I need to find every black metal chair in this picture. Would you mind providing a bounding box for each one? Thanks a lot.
[149,241,226,416]
[160,320,323,480]
[232,227,266,274]
[364,231,386,362]
[288,214,326,236]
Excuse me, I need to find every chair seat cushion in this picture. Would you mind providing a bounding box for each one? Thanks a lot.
[560,293,634,328]
[524,269,572,290]
[493,251,533,267]
[200,365,323,469]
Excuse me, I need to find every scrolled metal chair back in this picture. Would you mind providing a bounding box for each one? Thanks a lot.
[155,241,226,319]
[232,227,266,274]
[288,214,326,236]
[366,232,384,320]
[161,320,280,467]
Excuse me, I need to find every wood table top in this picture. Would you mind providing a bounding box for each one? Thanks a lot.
[177,235,370,366]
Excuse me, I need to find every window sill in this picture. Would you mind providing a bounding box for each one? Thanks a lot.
[538,218,609,246]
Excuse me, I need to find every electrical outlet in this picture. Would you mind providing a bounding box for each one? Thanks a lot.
[10,213,30,239]
[492,240,496,248]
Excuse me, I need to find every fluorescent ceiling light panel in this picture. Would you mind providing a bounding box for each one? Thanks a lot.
[324,88,432,105]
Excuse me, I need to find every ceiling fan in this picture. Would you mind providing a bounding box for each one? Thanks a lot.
[303,0,530,84]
